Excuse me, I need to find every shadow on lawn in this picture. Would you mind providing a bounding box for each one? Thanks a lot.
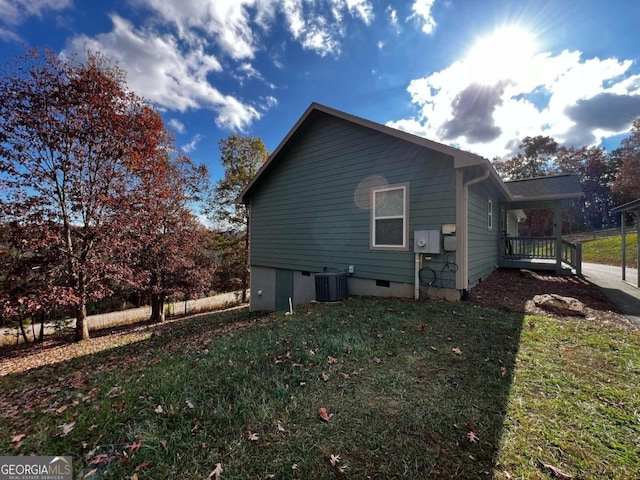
[1,298,526,479]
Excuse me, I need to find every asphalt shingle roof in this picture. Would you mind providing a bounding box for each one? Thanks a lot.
[504,173,582,199]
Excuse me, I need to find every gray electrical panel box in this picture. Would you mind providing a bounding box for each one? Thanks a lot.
[443,235,457,251]
[414,230,440,254]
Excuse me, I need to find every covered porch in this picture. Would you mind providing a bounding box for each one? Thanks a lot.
[497,175,583,275]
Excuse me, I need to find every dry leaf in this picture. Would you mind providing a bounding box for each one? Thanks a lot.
[11,434,26,443]
[107,386,121,398]
[292,463,299,470]
[126,440,142,453]
[329,454,341,466]
[538,461,573,479]
[59,422,76,437]
[467,431,479,443]
[452,347,463,355]
[248,432,259,441]
[277,421,286,432]
[327,355,339,364]
[131,474,138,480]
[321,372,330,382]
[206,463,223,480]
[83,469,98,478]
[185,400,194,409]
[373,357,382,364]
[318,407,332,422]
[227,359,234,367]
[160,440,168,450]
[88,454,110,466]
[500,367,507,377]
[154,405,164,414]
[339,464,349,473]
[56,405,68,414]
[135,462,151,472]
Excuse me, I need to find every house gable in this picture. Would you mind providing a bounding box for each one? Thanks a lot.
[247,108,458,287]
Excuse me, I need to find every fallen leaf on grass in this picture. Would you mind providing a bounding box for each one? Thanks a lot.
[135,462,151,472]
[154,405,164,414]
[467,431,479,443]
[318,407,333,422]
[56,405,68,414]
[185,400,194,409]
[82,469,98,478]
[277,421,286,432]
[330,454,341,466]
[59,422,75,437]
[500,367,507,377]
[327,355,338,364]
[452,347,463,355]
[131,474,138,480]
[206,463,223,480]
[538,461,573,479]
[248,432,259,441]
[373,357,382,364]
[107,386,122,398]
[11,434,26,443]
[321,372,330,382]
[160,440,168,450]
[88,454,111,466]
[125,440,142,453]
[339,464,349,473]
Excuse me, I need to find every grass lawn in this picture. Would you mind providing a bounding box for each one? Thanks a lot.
[1,298,639,479]
[582,233,638,267]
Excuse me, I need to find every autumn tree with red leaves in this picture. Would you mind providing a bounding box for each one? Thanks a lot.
[125,151,213,322]
[0,49,167,341]
[612,118,640,205]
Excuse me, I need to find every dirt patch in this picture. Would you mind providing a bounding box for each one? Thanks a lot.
[469,268,637,331]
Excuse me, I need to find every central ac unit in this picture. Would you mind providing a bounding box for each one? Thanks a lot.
[315,272,348,302]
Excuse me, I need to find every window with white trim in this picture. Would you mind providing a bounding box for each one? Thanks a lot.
[488,199,493,230]
[371,184,408,250]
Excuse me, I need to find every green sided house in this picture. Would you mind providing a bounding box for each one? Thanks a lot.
[238,103,583,311]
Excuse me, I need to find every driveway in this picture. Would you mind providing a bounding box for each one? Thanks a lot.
[581,262,640,327]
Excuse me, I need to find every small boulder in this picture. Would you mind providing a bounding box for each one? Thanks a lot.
[532,294,586,317]
[519,269,535,279]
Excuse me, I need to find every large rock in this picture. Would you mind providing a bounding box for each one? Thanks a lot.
[532,294,586,317]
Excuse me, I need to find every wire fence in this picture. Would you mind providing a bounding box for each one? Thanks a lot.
[0,291,244,347]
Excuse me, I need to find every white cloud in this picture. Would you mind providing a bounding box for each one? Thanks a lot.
[408,0,436,34]
[65,14,261,131]
[388,31,640,159]
[169,119,185,134]
[182,134,202,153]
[0,0,71,26]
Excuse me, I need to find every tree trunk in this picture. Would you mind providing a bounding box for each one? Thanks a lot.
[75,302,90,341]
[151,293,166,322]
[38,312,45,342]
[18,315,29,344]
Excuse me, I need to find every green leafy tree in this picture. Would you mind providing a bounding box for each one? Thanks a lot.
[206,134,268,302]
[494,135,559,180]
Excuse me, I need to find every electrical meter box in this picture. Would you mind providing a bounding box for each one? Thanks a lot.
[443,235,457,251]
[414,230,440,254]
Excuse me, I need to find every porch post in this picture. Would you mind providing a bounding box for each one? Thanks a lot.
[636,207,640,288]
[554,204,562,273]
[621,212,626,282]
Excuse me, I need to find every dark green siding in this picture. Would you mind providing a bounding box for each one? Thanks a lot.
[249,114,457,285]
[467,178,503,285]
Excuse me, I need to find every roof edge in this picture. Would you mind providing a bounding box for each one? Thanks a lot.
[238,102,491,203]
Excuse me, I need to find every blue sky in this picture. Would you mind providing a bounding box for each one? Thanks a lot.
[2,0,640,183]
